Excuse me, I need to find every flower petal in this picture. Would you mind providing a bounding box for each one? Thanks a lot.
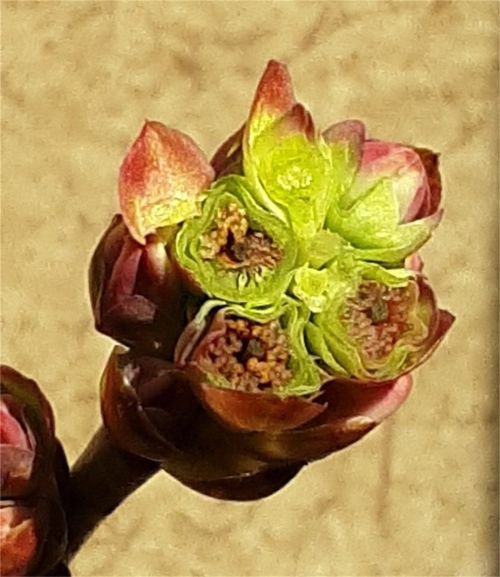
[323,119,366,186]
[119,121,214,244]
[0,367,54,452]
[242,416,375,462]
[89,215,185,355]
[404,252,424,273]
[0,401,30,450]
[0,446,35,498]
[104,236,156,323]
[354,140,429,223]
[323,119,366,155]
[403,277,455,370]
[318,374,413,424]
[273,103,315,141]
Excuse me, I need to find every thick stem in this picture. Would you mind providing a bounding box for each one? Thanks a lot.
[65,426,159,561]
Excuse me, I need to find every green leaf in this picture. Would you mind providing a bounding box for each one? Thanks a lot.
[327,178,441,263]
[291,266,331,313]
[301,229,349,269]
[244,107,335,240]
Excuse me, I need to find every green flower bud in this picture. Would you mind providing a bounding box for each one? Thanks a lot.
[301,256,451,382]
[176,298,322,398]
[174,176,298,307]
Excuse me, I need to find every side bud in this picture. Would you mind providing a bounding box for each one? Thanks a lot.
[89,215,186,356]
[0,366,68,576]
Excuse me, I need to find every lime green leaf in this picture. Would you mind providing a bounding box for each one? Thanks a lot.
[327,178,442,263]
[292,266,331,313]
[324,119,365,199]
[302,229,349,269]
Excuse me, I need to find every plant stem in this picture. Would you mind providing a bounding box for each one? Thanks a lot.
[65,426,159,561]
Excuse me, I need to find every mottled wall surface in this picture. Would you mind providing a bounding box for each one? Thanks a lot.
[1,2,498,576]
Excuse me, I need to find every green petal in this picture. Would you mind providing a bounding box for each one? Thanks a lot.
[282,302,323,396]
[174,176,298,307]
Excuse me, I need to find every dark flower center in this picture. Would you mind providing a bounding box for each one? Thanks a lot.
[200,203,282,273]
[203,317,292,393]
[342,281,415,362]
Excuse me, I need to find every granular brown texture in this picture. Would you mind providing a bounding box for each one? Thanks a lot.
[202,317,292,392]
[200,203,282,274]
[342,281,421,362]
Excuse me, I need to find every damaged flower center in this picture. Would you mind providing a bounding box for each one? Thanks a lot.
[342,281,415,362]
[202,318,292,393]
[200,203,282,273]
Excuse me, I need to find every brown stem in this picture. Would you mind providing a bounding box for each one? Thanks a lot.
[65,426,159,561]
[45,561,71,576]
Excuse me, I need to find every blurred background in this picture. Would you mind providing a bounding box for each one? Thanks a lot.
[1,2,498,575]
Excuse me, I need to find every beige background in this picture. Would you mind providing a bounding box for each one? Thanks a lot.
[1,1,498,575]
